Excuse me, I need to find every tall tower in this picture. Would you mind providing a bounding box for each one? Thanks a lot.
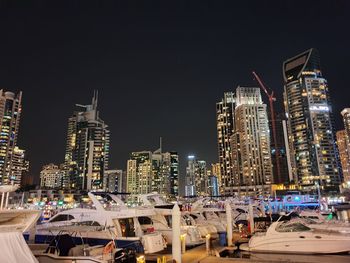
[126,147,179,199]
[0,90,22,185]
[216,92,235,195]
[340,108,350,186]
[185,156,207,196]
[283,49,341,191]
[231,87,272,195]
[64,91,110,190]
[336,130,350,186]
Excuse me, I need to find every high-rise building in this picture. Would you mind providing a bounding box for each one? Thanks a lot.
[10,147,28,185]
[211,163,222,194]
[64,91,110,190]
[216,92,235,194]
[283,49,341,191]
[126,148,178,199]
[336,130,350,186]
[231,86,272,194]
[340,108,350,186]
[0,90,22,185]
[40,163,65,189]
[103,169,123,192]
[185,156,207,196]
[270,113,290,184]
[208,175,219,196]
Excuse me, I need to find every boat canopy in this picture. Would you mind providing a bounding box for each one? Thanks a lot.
[0,231,38,263]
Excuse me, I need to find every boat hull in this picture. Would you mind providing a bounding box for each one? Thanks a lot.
[242,237,350,254]
[24,234,144,253]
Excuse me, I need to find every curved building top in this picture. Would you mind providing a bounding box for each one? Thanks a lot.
[283,48,322,83]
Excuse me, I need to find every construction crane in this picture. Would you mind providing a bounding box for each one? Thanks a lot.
[252,71,281,184]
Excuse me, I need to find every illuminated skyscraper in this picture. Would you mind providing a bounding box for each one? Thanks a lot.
[339,108,350,186]
[185,156,207,196]
[336,130,350,186]
[0,90,23,185]
[10,147,28,185]
[216,92,235,194]
[270,113,290,184]
[40,163,65,189]
[283,49,340,191]
[231,87,272,194]
[211,163,222,194]
[64,92,110,190]
[126,148,179,199]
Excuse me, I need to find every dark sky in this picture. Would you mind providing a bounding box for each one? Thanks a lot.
[1,1,350,190]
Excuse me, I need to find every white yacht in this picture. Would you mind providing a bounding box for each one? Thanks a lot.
[0,206,41,262]
[137,193,205,246]
[33,192,166,254]
[241,220,350,254]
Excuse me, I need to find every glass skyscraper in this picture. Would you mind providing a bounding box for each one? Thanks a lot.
[283,48,341,191]
[64,92,110,190]
[216,92,235,194]
[0,90,23,185]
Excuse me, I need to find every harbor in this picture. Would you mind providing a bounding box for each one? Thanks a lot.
[2,185,350,262]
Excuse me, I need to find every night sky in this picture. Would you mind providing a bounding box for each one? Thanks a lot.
[1,1,350,191]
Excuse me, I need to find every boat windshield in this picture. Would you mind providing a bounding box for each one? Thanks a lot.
[276,222,311,232]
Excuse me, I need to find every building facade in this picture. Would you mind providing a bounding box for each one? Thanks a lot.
[208,175,219,196]
[211,163,222,194]
[216,92,235,194]
[64,92,110,190]
[126,149,179,199]
[270,113,290,184]
[283,49,341,192]
[9,146,28,185]
[185,156,207,196]
[40,163,65,189]
[103,169,124,192]
[336,130,350,187]
[231,87,272,194]
[0,90,23,185]
[340,108,350,186]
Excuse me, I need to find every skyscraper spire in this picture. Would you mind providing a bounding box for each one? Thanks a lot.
[92,90,98,110]
[159,137,162,153]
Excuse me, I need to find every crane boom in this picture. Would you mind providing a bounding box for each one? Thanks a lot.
[252,71,282,184]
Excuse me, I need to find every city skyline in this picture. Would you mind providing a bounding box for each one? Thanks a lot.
[1,2,350,191]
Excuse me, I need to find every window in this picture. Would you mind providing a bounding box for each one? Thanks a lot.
[138,217,152,225]
[276,222,311,232]
[164,215,172,227]
[119,218,136,237]
[50,214,74,222]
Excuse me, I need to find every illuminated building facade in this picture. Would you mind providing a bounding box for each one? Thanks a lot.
[270,113,290,184]
[64,92,110,190]
[126,149,179,198]
[231,87,272,194]
[0,90,23,185]
[340,108,350,186]
[336,130,350,186]
[103,169,124,192]
[185,156,207,196]
[10,146,28,185]
[216,92,235,194]
[211,162,222,194]
[283,49,340,191]
[40,163,65,189]
[208,175,219,196]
